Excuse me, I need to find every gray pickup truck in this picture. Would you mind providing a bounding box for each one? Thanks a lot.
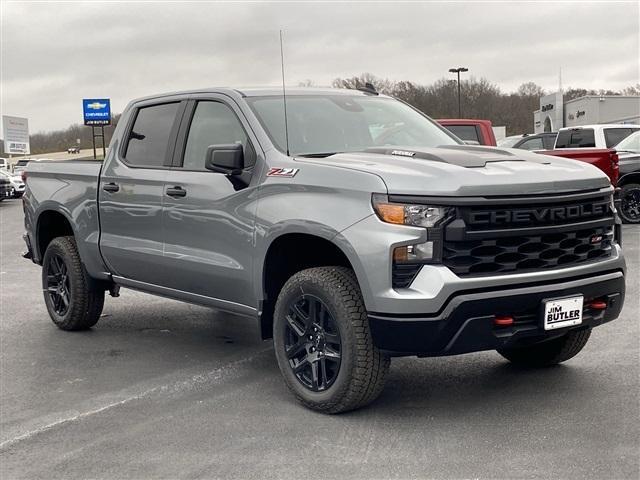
[23,88,626,413]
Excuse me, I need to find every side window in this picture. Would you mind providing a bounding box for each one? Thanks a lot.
[182,101,254,171]
[125,102,180,167]
[604,128,634,148]
[519,137,544,151]
[543,135,556,150]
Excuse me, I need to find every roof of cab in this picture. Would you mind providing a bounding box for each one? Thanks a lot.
[127,87,388,107]
[558,124,640,131]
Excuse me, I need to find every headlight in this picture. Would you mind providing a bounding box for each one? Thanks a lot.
[372,194,451,227]
[372,194,453,271]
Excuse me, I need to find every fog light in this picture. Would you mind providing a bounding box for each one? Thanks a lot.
[394,241,434,263]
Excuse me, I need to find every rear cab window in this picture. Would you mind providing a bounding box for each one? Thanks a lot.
[555,129,596,148]
[603,128,638,148]
[124,102,181,167]
[444,125,481,144]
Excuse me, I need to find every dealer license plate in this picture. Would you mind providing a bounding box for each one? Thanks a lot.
[543,296,583,330]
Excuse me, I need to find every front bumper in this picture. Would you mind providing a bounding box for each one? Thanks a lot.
[369,270,625,357]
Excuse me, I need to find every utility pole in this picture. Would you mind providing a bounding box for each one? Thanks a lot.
[448,67,469,117]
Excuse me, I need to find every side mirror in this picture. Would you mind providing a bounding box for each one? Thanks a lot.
[205,144,244,175]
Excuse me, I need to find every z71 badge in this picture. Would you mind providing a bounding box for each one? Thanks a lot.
[267,167,299,178]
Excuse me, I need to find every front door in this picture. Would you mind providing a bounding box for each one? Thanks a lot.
[99,100,184,284]
[161,97,260,309]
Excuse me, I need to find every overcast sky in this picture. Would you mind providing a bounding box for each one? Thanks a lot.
[1,1,638,133]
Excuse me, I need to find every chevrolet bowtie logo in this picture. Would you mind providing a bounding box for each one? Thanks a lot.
[87,102,106,110]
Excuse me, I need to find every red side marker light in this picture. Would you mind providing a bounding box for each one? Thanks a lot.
[494,315,514,326]
[588,300,607,310]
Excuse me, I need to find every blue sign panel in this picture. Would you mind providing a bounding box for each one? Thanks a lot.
[83,98,111,126]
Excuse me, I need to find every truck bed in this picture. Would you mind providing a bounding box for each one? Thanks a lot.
[538,148,618,185]
[22,159,107,278]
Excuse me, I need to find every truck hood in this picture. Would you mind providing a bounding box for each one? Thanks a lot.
[300,145,610,196]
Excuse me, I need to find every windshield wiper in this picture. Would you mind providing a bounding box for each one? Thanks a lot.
[296,152,342,158]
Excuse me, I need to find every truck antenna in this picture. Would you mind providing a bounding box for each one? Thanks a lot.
[280,30,291,156]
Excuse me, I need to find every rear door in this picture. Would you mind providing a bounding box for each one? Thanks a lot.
[160,95,261,310]
[99,99,185,284]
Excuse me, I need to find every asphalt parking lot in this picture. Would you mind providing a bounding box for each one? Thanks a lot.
[0,197,638,480]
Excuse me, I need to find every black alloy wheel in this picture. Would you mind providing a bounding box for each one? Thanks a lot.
[284,294,342,392]
[619,183,640,224]
[44,253,71,316]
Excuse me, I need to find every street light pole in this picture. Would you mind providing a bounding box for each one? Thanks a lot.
[448,67,469,117]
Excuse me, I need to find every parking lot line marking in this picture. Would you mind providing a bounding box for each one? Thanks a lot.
[0,348,272,451]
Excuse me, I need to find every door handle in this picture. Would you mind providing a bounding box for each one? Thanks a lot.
[103,182,120,193]
[166,186,187,198]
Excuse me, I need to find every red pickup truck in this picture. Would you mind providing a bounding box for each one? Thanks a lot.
[437,119,497,146]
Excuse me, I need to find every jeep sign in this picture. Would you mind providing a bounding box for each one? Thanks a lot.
[83,98,111,126]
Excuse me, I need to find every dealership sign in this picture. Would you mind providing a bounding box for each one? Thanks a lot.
[83,98,111,126]
[2,115,30,154]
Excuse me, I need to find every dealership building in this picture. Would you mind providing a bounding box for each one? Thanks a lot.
[533,92,640,133]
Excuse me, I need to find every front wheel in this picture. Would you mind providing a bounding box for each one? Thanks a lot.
[273,267,390,414]
[42,236,105,331]
[619,183,640,224]
[497,329,591,367]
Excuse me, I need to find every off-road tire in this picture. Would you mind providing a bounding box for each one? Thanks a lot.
[497,329,591,367]
[42,236,104,331]
[273,267,390,414]
[619,183,640,224]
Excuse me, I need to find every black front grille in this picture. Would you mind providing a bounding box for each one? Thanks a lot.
[442,192,615,277]
[443,226,614,276]
[392,263,422,288]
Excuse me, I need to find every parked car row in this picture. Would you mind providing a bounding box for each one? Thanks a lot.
[0,169,26,198]
[0,172,12,201]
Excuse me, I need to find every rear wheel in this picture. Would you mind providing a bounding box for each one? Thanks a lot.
[42,236,104,331]
[619,183,640,224]
[273,267,390,414]
[497,329,591,367]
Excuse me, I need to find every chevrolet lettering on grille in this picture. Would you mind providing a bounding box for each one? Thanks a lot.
[468,201,611,226]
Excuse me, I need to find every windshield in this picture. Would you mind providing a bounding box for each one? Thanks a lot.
[246,95,460,156]
[613,130,640,152]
